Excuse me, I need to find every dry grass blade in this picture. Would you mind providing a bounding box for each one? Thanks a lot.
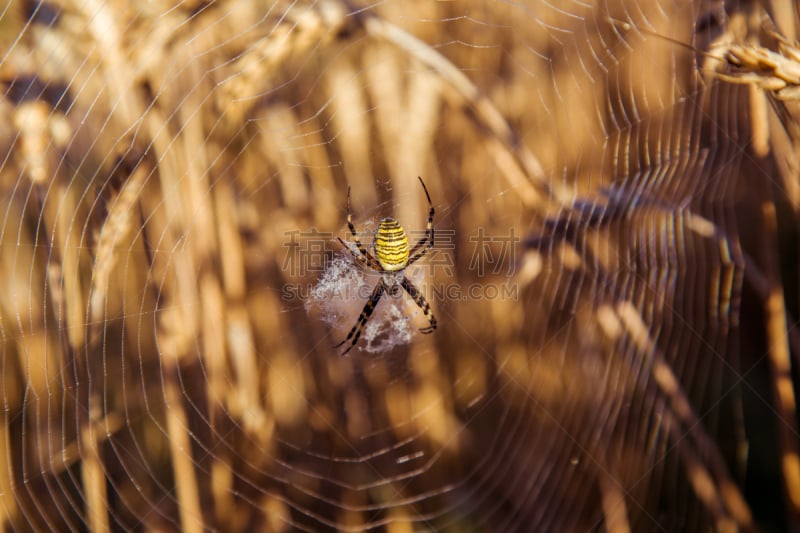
[89,158,149,330]
[598,471,631,533]
[758,200,800,519]
[611,302,754,530]
[81,400,109,533]
[165,366,203,533]
[713,41,800,100]
[216,1,350,127]
[363,15,559,209]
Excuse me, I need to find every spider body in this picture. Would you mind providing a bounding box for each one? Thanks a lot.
[334,177,437,355]
[374,218,410,271]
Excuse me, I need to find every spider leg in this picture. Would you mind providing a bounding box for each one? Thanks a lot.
[334,280,386,355]
[407,177,435,266]
[338,237,381,271]
[344,185,382,270]
[401,277,436,333]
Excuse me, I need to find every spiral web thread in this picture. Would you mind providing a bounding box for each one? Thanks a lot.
[0,0,798,531]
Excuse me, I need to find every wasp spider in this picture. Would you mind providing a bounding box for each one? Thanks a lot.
[334,177,437,355]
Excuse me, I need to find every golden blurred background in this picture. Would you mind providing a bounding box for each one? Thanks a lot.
[0,0,799,531]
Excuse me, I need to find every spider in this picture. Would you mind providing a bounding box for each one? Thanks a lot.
[334,177,437,355]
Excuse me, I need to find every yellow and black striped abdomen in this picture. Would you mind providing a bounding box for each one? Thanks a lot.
[374,218,409,271]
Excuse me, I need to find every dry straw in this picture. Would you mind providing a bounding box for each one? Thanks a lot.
[0,1,798,531]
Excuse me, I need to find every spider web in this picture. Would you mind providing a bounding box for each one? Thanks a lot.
[305,243,418,355]
[0,0,797,531]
